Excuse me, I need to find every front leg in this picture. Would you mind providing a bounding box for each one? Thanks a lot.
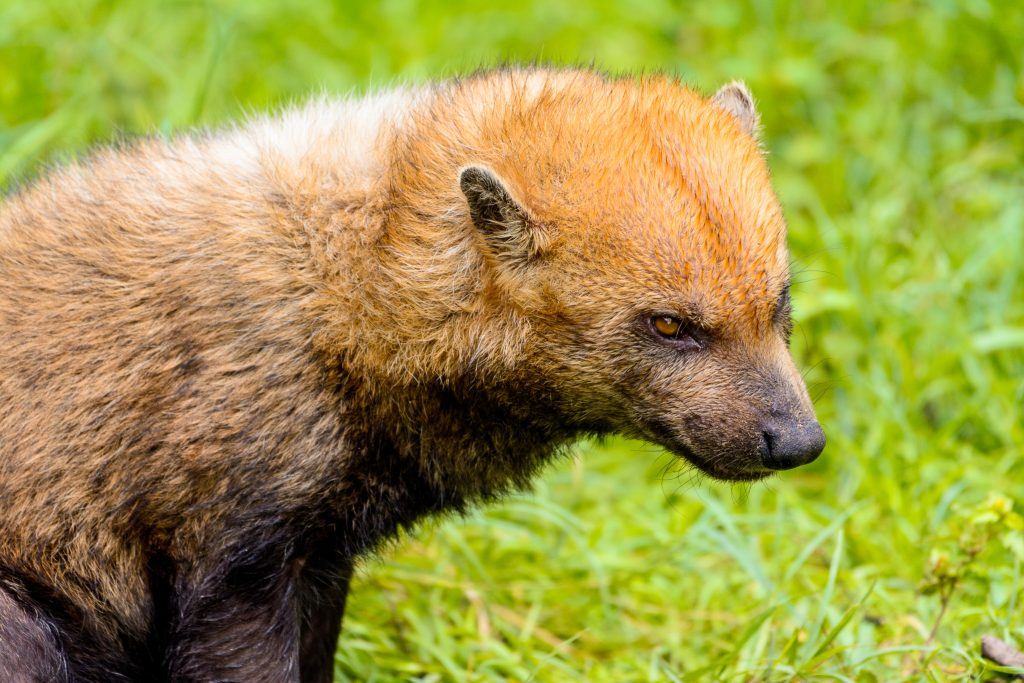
[167,559,302,683]
[298,556,353,683]
[0,586,67,683]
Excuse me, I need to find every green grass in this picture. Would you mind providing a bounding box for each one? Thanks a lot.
[3,0,1023,680]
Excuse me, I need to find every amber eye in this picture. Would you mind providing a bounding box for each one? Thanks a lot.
[648,315,704,352]
[653,316,682,337]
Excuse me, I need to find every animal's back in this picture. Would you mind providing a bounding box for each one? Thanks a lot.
[0,96,405,667]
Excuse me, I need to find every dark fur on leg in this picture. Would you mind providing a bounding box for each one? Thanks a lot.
[298,558,352,683]
[166,549,303,683]
[0,586,68,683]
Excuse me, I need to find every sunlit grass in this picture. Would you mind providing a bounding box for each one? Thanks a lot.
[2,0,1022,680]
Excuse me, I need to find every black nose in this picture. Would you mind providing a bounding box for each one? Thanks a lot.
[760,418,825,470]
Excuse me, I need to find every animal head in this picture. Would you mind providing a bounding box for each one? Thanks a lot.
[388,68,824,480]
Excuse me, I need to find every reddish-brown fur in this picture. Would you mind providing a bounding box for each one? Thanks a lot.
[0,67,822,681]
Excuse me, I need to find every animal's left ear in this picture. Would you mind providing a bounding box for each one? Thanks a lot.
[712,81,761,138]
[459,165,547,269]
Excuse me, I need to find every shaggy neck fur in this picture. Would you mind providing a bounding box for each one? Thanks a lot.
[236,83,582,517]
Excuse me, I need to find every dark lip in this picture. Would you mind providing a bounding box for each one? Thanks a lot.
[638,420,773,482]
[670,447,775,482]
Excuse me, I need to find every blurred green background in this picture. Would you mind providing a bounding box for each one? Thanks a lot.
[2,1,1022,680]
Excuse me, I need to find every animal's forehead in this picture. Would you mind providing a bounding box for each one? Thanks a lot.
[558,108,789,294]
[501,78,786,249]
[615,95,784,247]
[544,99,790,331]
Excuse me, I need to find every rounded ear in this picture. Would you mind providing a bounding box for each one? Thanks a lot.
[459,165,546,268]
[712,81,761,138]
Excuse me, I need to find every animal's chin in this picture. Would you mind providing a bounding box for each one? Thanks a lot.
[668,447,774,482]
[634,420,773,482]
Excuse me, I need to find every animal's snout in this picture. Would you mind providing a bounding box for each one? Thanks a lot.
[758,416,825,471]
